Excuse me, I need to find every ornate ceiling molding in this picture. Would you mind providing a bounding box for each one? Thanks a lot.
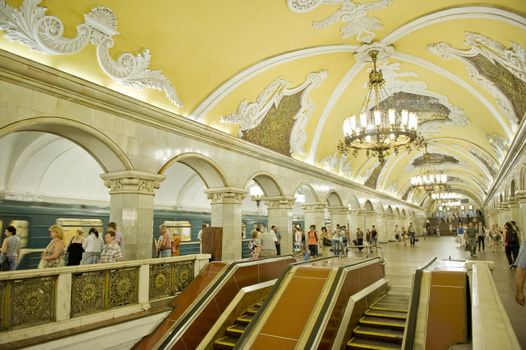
[428,32,526,130]
[0,0,182,107]
[486,132,509,161]
[220,70,328,155]
[287,0,391,43]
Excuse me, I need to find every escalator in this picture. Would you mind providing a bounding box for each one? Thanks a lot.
[347,292,409,349]
[214,300,264,349]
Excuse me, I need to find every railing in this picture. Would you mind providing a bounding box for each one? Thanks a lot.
[403,256,437,350]
[346,244,385,260]
[0,254,210,336]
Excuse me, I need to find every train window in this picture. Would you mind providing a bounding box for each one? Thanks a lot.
[56,218,104,243]
[8,220,29,248]
[163,221,192,242]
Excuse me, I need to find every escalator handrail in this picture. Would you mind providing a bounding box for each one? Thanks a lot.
[403,256,438,350]
[301,257,383,349]
[232,255,340,350]
[156,255,295,350]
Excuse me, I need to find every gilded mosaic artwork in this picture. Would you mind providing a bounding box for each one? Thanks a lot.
[376,92,451,125]
[242,91,303,156]
[412,153,459,167]
[467,54,526,122]
[364,162,385,189]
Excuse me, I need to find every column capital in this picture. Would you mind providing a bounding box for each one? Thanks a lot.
[265,196,295,209]
[328,205,349,215]
[302,202,327,212]
[515,190,526,200]
[101,170,165,195]
[205,187,247,204]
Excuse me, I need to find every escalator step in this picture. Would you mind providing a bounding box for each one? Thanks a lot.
[370,303,408,313]
[236,313,254,325]
[364,309,407,320]
[353,325,404,344]
[347,337,401,349]
[226,323,246,337]
[215,336,238,350]
[359,316,406,330]
[246,305,260,314]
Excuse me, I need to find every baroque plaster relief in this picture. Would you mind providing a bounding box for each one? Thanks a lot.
[428,32,526,129]
[287,0,391,43]
[221,71,328,156]
[411,153,459,167]
[0,0,182,107]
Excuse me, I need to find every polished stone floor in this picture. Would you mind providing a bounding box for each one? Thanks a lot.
[314,236,526,347]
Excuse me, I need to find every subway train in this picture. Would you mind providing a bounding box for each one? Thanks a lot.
[0,199,304,270]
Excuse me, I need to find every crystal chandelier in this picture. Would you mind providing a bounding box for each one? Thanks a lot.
[337,50,424,163]
[411,144,448,192]
[431,192,461,200]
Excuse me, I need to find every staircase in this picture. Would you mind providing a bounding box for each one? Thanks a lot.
[214,301,262,349]
[347,293,409,350]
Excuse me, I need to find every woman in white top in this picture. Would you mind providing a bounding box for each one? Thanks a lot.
[81,228,103,264]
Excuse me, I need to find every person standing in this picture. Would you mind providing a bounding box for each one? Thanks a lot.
[408,223,416,246]
[355,228,364,251]
[476,222,486,252]
[81,228,103,264]
[514,244,526,305]
[40,225,65,268]
[504,222,520,267]
[171,232,181,256]
[158,225,172,258]
[249,230,261,259]
[66,228,85,266]
[260,227,277,257]
[393,225,400,246]
[456,224,465,248]
[401,226,408,246]
[100,231,123,263]
[0,226,21,271]
[198,223,207,253]
[371,225,378,246]
[271,225,281,256]
[465,222,478,258]
[307,225,319,258]
[294,226,303,253]
[332,227,341,256]
[107,222,124,256]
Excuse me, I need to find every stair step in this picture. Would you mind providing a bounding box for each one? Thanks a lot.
[215,335,238,350]
[353,325,404,344]
[236,313,254,325]
[359,316,406,331]
[225,323,246,337]
[347,337,401,349]
[365,309,407,320]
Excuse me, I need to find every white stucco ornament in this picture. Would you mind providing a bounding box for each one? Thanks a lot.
[287,0,391,43]
[428,32,526,131]
[0,0,182,107]
[221,70,328,155]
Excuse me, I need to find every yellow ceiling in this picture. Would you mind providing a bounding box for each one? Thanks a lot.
[1,0,525,206]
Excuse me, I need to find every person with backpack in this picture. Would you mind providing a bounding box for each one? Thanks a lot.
[504,222,520,268]
[307,224,319,258]
[465,222,478,258]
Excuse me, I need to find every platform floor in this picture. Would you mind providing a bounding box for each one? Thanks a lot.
[313,235,526,348]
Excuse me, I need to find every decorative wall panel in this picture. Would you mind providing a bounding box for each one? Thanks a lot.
[71,271,105,316]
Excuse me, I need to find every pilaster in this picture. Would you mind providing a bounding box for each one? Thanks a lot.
[266,196,295,255]
[302,202,327,232]
[348,209,366,231]
[328,206,349,228]
[101,171,165,260]
[205,187,247,261]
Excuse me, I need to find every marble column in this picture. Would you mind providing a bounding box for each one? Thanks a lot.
[364,211,377,232]
[302,202,327,232]
[205,187,246,261]
[516,191,526,241]
[266,196,295,255]
[101,171,165,261]
[348,209,365,232]
[384,214,395,242]
[375,213,386,242]
[329,206,349,228]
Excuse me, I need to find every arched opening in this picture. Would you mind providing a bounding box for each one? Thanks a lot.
[326,190,343,207]
[244,171,284,197]
[387,206,394,215]
[0,117,133,172]
[347,195,361,210]
[364,200,374,212]
[510,179,516,198]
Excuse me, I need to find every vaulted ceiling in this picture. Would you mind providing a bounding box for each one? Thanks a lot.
[1,0,525,208]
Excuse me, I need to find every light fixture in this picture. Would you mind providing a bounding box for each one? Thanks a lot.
[411,143,448,192]
[337,50,424,163]
[294,193,306,203]
[431,192,461,200]
[249,186,264,208]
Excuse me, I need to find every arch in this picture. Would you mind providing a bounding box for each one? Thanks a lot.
[364,200,374,212]
[244,171,284,197]
[346,194,361,209]
[293,181,319,202]
[387,205,394,215]
[395,207,401,217]
[159,152,228,188]
[0,117,133,172]
[326,190,344,206]
[401,209,407,217]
